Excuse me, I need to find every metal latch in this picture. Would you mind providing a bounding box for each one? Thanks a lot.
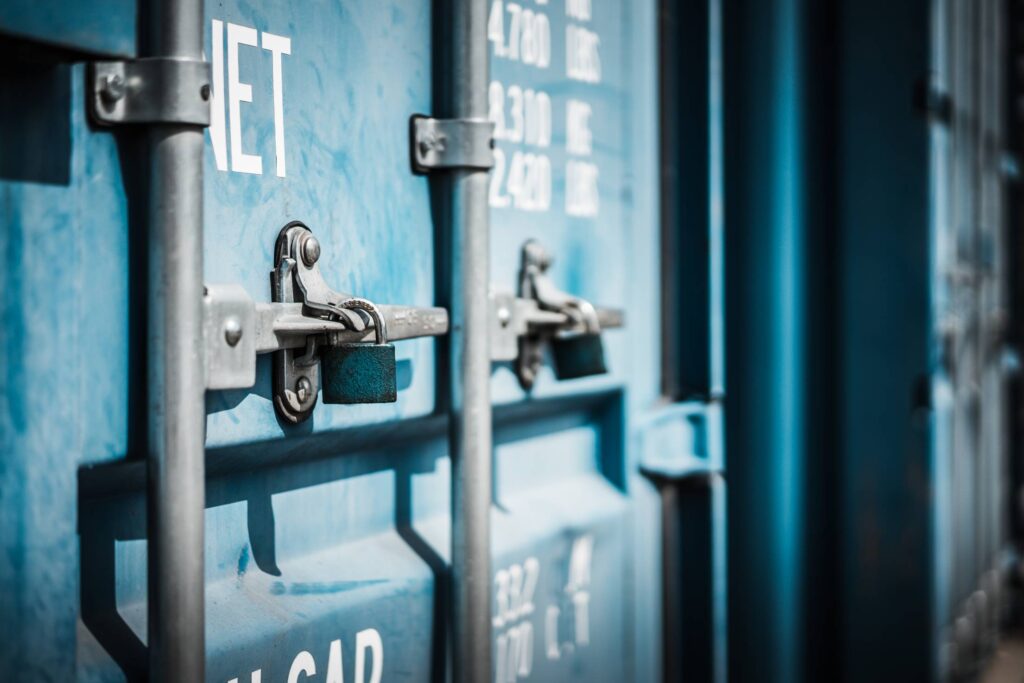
[410,115,495,173]
[204,221,448,423]
[491,240,624,389]
[89,58,212,126]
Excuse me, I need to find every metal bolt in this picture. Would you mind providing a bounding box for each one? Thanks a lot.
[301,236,321,267]
[295,377,313,404]
[418,132,446,156]
[223,316,243,347]
[99,74,126,103]
[200,83,211,101]
[497,306,511,327]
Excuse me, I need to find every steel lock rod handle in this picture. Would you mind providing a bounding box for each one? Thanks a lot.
[145,0,207,680]
[445,0,493,681]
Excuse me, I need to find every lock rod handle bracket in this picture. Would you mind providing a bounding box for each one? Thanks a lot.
[410,115,495,173]
[89,58,212,126]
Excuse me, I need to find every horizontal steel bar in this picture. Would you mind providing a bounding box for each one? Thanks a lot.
[204,283,449,391]
[255,303,449,353]
[491,295,624,361]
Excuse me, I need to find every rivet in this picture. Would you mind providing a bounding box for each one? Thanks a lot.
[301,236,321,267]
[223,316,243,347]
[295,376,313,404]
[100,74,126,103]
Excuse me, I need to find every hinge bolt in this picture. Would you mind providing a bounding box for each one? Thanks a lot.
[223,316,243,347]
[418,132,446,156]
[295,376,313,404]
[99,74,126,103]
[301,236,321,267]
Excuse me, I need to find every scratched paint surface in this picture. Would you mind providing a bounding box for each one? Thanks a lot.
[0,62,129,679]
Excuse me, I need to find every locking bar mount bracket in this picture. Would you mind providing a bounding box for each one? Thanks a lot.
[491,240,625,390]
[89,58,212,126]
[410,115,495,174]
[203,222,449,423]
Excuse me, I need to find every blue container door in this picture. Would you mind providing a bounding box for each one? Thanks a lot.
[482,0,703,680]
[79,2,446,680]
[485,0,725,679]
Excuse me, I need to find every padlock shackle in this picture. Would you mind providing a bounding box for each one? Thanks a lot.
[563,298,602,336]
[339,297,388,345]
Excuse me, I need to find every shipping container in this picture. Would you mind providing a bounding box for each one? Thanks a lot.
[0,0,726,680]
[0,0,1018,681]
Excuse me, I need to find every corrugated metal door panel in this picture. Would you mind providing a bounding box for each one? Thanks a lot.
[79,447,441,681]
[490,425,631,681]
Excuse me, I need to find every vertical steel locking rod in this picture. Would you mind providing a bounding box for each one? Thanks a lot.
[445,0,493,679]
[145,0,206,679]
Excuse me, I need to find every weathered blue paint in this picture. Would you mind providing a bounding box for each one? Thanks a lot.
[203,0,438,447]
[320,343,398,404]
[1,62,130,680]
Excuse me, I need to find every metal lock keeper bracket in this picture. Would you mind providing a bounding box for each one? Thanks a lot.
[204,221,449,423]
[410,115,495,173]
[490,240,625,390]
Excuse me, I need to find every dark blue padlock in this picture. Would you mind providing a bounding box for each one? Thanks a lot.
[551,332,607,380]
[550,299,607,380]
[320,298,397,404]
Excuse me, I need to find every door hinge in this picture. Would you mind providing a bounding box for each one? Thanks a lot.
[410,115,495,173]
[89,58,212,127]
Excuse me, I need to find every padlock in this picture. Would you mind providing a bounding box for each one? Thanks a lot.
[550,299,607,380]
[551,332,607,380]
[320,298,398,404]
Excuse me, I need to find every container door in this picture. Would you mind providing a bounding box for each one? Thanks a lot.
[79,2,447,680]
